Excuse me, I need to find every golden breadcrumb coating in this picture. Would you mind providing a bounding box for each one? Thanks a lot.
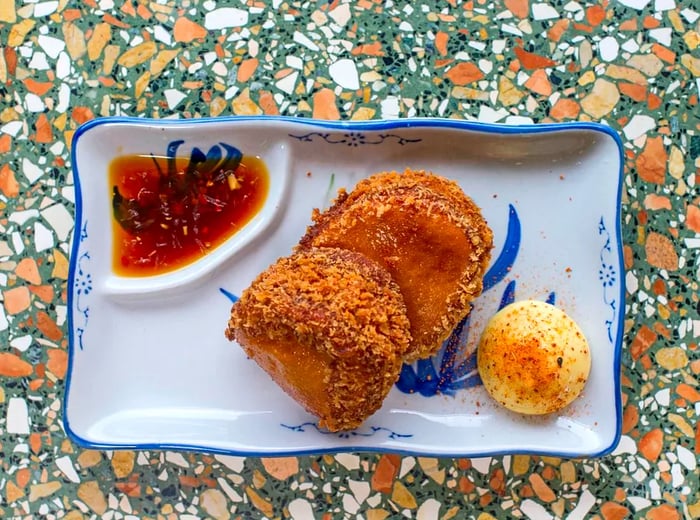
[298,169,493,361]
[226,247,411,431]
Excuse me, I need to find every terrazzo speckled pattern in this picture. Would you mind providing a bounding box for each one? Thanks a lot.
[0,0,698,518]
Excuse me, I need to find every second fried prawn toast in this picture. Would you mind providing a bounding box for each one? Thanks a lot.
[299,169,493,361]
[225,247,411,432]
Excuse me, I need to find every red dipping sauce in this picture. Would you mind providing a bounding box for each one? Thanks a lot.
[109,153,269,276]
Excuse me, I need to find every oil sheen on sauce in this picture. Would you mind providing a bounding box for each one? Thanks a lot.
[110,153,269,276]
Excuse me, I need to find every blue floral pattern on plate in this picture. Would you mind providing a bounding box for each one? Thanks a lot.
[74,222,91,351]
[281,422,412,440]
[598,217,618,344]
[288,131,421,147]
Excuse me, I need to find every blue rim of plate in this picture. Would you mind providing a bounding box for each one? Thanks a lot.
[65,116,625,458]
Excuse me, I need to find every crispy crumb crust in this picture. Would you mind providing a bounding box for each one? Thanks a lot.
[225,247,411,431]
[298,169,494,360]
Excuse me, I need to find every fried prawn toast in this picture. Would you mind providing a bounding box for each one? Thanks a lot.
[225,247,411,432]
[299,169,493,361]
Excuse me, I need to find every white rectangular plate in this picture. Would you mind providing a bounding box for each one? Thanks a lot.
[66,117,624,457]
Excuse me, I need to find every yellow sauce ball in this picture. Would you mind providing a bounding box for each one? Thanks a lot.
[477,300,591,415]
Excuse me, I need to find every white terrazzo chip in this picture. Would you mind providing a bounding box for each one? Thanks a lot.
[648,27,672,46]
[563,1,582,11]
[288,498,314,520]
[612,434,638,455]
[478,106,509,123]
[622,39,640,53]
[416,498,441,520]
[506,115,535,124]
[204,8,248,30]
[623,114,656,140]
[654,0,675,11]
[681,8,699,23]
[7,397,30,434]
[34,221,55,252]
[532,3,560,19]
[0,307,8,331]
[56,83,71,113]
[676,445,696,470]
[217,477,243,502]
[348,479,370,505]
[342,493,360,515]
[470,457,492,474]
[328,3,351,26]
[10,335,32,352]
[22,158,43,184]
[599,36,620,62]
[28,52,50,71]
[25,93,46,113]
[293,31,320,51]
[61,186,75,204]
[37,34,66,59]
[40,203,73,242]
[521,499,554,520]
[1,121,23,137]
[214,454,245,472]
[165,451,189,468]
[671,463,684,487]
[163,89,187,110]
[34,1,59,17]
[617,0,651,8]
[329,58,360,90]
[55,455,81,483]
[153,25,172,46]
[9,209,39,226]
[567,489,596,520]
[276,71,298,95]
[11,231,25,255]
[380,96,400,119]
[335,453,360,471]
[56,51,72,79]
[285,55,303,70]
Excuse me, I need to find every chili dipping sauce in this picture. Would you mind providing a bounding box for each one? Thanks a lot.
[110,153,269,276]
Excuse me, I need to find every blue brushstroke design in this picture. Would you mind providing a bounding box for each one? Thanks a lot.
[435,313,481,395]
[219,142,243,165]
[438,313,470,384]
[483,204,521,292]
[546,292,556,305]
[219,288,238,303]
[166,139,184,178]
[395,364,419,394]
[185,143,242,180]
[499,280,516,309]
[396,204,526,397]
[415,359,439,397]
